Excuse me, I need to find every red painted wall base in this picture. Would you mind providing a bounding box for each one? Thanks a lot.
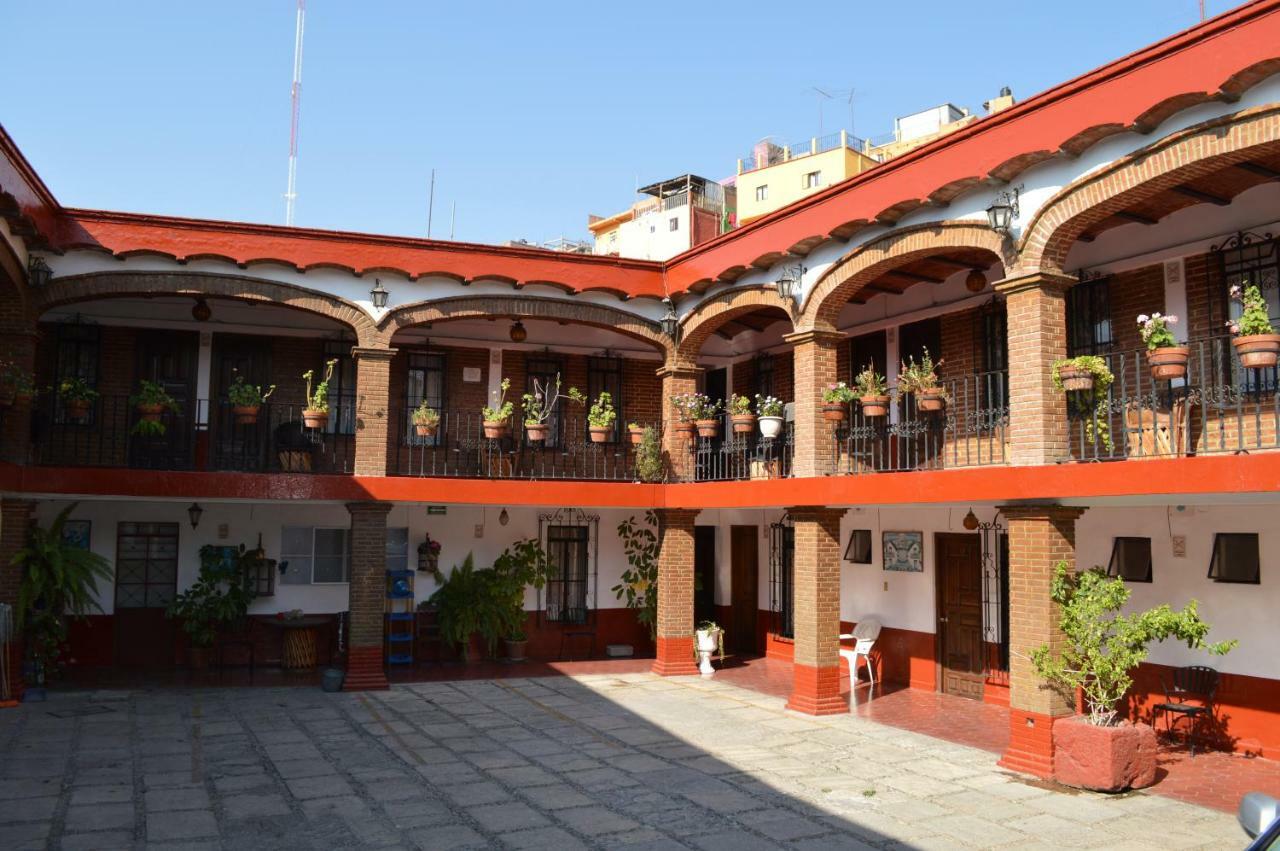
[651,636,699,676]
[999,709,1062,778]
[787,662,849,715]
[344,645,389,691]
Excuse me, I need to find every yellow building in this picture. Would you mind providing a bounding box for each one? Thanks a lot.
[735,130,878,225]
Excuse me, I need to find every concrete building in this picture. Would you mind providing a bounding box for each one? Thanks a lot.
[588,174,732,260]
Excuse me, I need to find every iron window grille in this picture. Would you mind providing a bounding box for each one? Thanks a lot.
[1066,275,1114,357]
[526,355,566,447]
[406,351,447,447]
[1107,536,1153,583]
[843,529,872,564]
[1214,231,1279,393]
[978,515,1010,679]
[114,521,179,610]
[587,354,624,443]
[1208,532,1261,584]
[769,516,795,640]
[322,340,358,436]
[52,322,101,425]
[751,353,775,401]
[976,300,1010,408]
[538,508,599,625]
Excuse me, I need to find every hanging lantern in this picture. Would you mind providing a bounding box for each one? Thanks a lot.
[27,255,53,288]
[962,509,980,531]
[965,269,987,293]
[985,186,1020,236]
[188,502,204,529]
[370,278,389,309]
[660,298,679,340]
[509,320,527,343]
[191,298,212,322]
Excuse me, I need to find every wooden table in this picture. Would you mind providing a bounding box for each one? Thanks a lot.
[263,616,332,670]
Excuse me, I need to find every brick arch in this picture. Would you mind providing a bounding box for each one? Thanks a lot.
[800,222,1009,332]
[384,295,672,357]
[673,286,795,367]
[35,270,378,344]
[1019,104,1280,277]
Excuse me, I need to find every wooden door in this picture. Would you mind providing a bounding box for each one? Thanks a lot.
[693,526,716,627]
[936,533,984,700]
[729,526,759,654]
[130,331,198,469]
[211,334,273,471]
[113,521,180,668]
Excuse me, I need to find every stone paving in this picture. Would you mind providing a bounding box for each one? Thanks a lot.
[0,672,1242,850]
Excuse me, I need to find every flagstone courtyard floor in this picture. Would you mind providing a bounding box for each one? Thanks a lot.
[0,673,1244,850]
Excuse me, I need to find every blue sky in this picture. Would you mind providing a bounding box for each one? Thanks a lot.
[3,1,1231,246]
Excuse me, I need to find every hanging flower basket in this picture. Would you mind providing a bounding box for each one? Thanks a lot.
[1148,346,1189,381]
[695,419,720,439]
[731,413,757,434]
[822,403,847,422]
[859,395,890,417]
[588,426,610,443]
[1233,334,1280,369]
[414,421,438,437]
[525,423,550,442]
[302,409,329,429]
[916,390,947,412]
[483,420,509,440]
[136,403,165,423]
[673,421,696,442]
[233,405,261,425]
[1057,366,1095,393]
[628,425,645,445]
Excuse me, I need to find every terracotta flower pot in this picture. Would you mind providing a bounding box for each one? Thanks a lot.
[414,422,438,437]
[137,403,164,423]
[233,404,261,425]
[673,422,696,442]
[1233,334,1280,369]
[1053,716,1157,792]
[695,419,720,439]
[302,409,329,429]
[1148,346,1189,381]
[859,395,890,417]
[504,638,528,663]
[1057,366,1095,393]
[731,414,757,434]
[628,426,645,445]
[916,391,947,412]
[525,423,550,442]
[482,420,509,440]
[64,399,92,419]
[588,426,610,443]
[822,403,847,422]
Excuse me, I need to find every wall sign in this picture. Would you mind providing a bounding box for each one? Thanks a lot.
[462,367,482,383]
[882,531,923,572]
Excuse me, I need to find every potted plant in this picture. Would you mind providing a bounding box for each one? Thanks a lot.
[627,422,646,445]
[822,381,856,422]
[1227,282,1280,369]
[301,359,337,429]
[521,374,583,441]
[0,360,35,408]
[670,394,697,442]
[694,620,725,677]
[689,393,722,438]
[1031,561,1235,792]
[899,350,947,412]
[412,401,441,437]
[1052,354,1111,394]
[853,366,890,417]
[587,391,616,442]
[57,377,98,420]
[728,393,756,433]
[428,554,501,662]
[491,539,550,663]
[417,533,442,574]
[1138,312,1188,380]
[482,378,513,439]
[13,503,113,698]
[130,380,180,437]
[756,394,785,438]
[166,545,257,671]
[613,511,659,640]
[634,426,664,483]
[227,372,275,425]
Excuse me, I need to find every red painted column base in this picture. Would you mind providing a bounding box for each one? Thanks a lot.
[651,636,699,676]
[786,662,849,715]
[999,708,1063,778]
[343,645,389,691]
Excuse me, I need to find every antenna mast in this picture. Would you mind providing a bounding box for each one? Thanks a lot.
[284,0,306,226]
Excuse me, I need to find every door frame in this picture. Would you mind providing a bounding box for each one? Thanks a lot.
[933,532,984,698]
[729,525,760,655]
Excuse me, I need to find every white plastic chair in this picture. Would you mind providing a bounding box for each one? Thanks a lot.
[838,618,882,686]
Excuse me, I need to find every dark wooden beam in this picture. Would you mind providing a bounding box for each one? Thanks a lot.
[923,255,977,271]
[884,269,946,285]
[1172,185,1230,206]
[1115,210,1159,226]
[1235,161,1280,181]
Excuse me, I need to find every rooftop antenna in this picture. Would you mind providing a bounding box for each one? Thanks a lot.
[284,0,306,226]
[427,168,435,238]
[810,87,834,138]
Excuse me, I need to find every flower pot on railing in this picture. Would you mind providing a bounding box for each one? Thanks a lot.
[759,415,784,439]
[674,421,696,442]
[136,403,165,423]
[525,423,550,442]
[731,414,757,434]
[859,395,890,417]
[414,422,438,438]
[1057,366,1095,392]
[302,409,329,429]
[916,390,947,412]
[588,426,610,443]
[1233,334,1280,369]
[628,425,645,445]
[695,419,720,439]
[233,405,261,425]
[822,403,847,422]
[1148,346,1189,381]
[483,420,509,440]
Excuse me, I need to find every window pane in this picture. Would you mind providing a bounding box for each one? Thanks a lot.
[315,528,347,558]
[282,526,313,557]
[313,555,346,583]
[1108,537,1152,582]
[280,555,312,585]
[1210,533,1260,583]
[387,527,409,572]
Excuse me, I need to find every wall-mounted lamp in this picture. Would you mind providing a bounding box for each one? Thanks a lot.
[370,278,389,309]
[660,297,680,341]
[188,502,204,529]
[191,297,212,322]
[27,255,52,288]
[509,319,527,343]
[775,263,806,304]
[985,186,1021,236]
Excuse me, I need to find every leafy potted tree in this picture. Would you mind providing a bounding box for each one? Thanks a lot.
[0,360,35,408]
[301,359,337,429]
[1031,561,1235,792]
[854,366,890,417]
[227,372,275,425]
[521,373,583,442]
[1138,312,1188,380]
[694,620,725,677]
[58,377,98,421]
[634,426,664,483]
[690,393,722,438]
[13,504,113,700]
[1227,283,1280,369]
[165,545,256,671]
[412,401,441,437]
[822,381,855,422]
[491,539,550,662]
[482,378,513,439]
[670,394,697,442]
[899,350,947,412]
[756,394,784,438]
[130,380,180,437]
[728,393,756,434]
[587,391,616,443]
[428,554,501,662]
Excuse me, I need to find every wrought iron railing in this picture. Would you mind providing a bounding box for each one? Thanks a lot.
[833,370,1009,474]
[209,401,355,474]
[391,405,658,481]
[683,421,794,482]
[1069,335,1280,461]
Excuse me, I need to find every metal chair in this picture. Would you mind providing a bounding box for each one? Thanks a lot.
[838,618,882,686]
[1153,665,1219,756]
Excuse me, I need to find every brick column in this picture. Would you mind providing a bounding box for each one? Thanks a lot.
[351,346,397,477]
[0,330,37,465]
[994,273,1073,466]
[998,504,1086,778]
[657,364,700,482]
[651,508,700,676]
[344,501,392,691]
[786,505,848,715]
[784,330,845,477]
[0,499,35,701]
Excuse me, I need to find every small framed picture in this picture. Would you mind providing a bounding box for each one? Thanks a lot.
[882,531,924,572]
[62,520,91,551]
